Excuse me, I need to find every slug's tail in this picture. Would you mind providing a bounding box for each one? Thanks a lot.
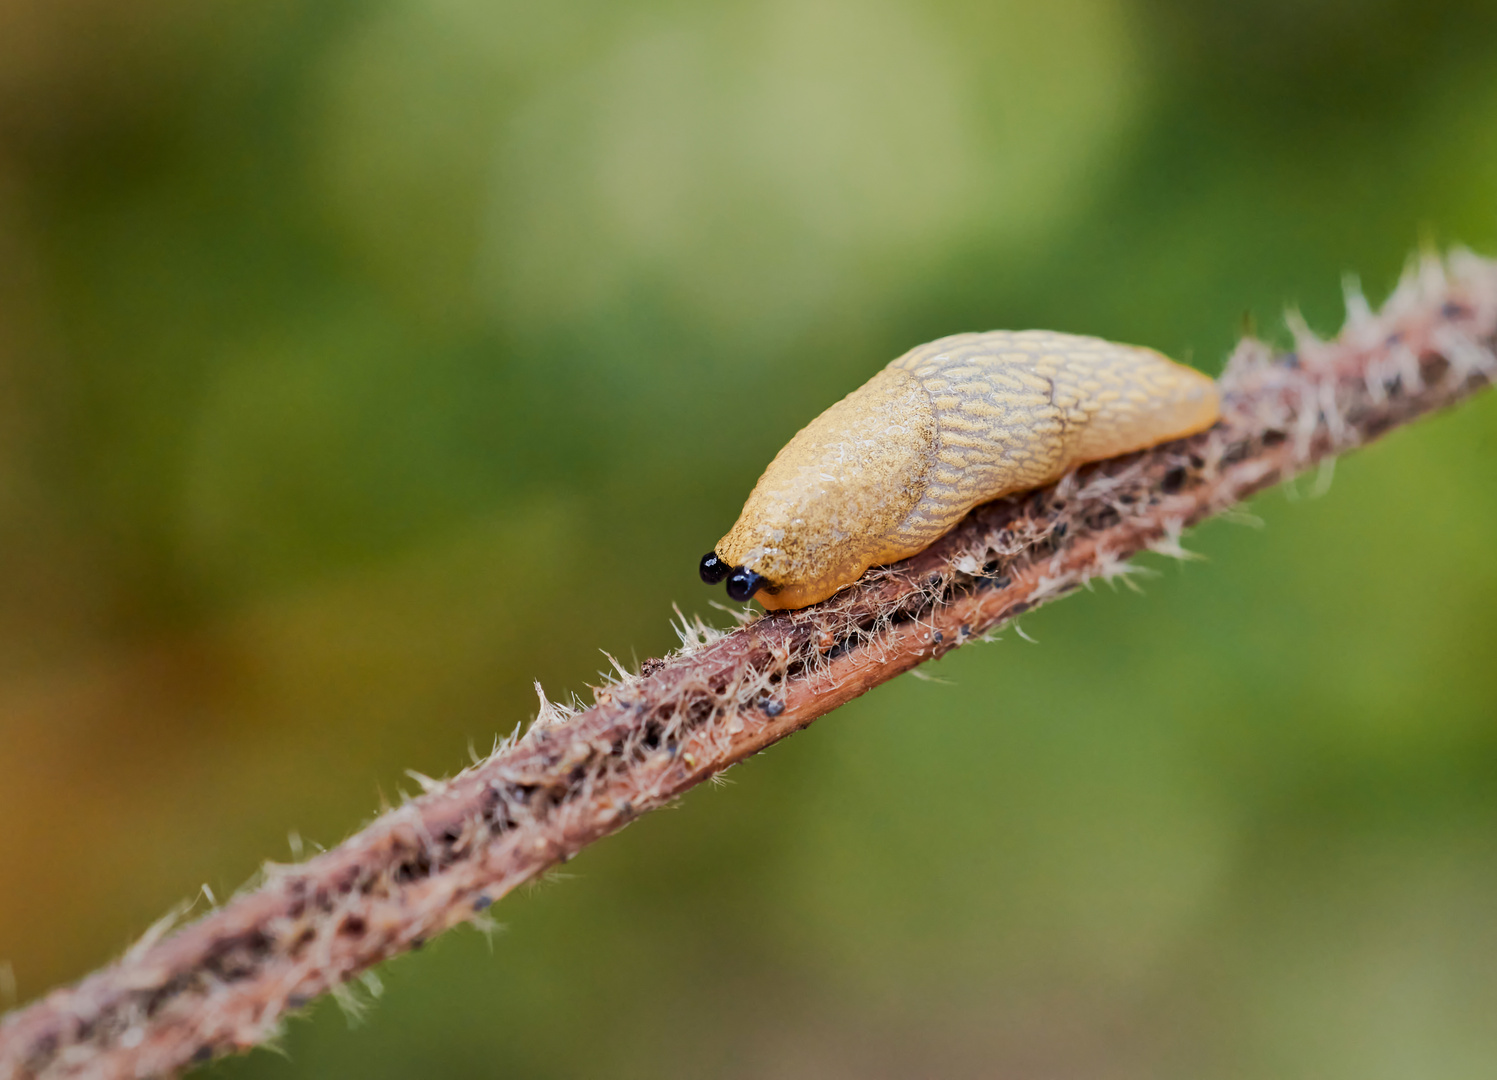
[1061,348,1221,465]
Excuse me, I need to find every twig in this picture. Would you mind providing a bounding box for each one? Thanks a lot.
[3,251,1496,1080]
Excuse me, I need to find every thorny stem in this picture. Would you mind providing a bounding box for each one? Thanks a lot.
[3,252,1496,1080]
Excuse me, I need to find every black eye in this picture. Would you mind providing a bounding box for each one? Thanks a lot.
[725,568,765,602]
[699,552,731,584]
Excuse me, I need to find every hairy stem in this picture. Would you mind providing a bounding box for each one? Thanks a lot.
[3,252,1495,1080]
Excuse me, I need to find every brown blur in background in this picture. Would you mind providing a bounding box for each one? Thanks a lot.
[2,1,1497,1076]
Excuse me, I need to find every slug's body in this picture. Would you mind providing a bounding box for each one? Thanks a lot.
[701,330,1220,610]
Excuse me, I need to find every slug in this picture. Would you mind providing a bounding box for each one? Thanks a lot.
[700,329,1220,610]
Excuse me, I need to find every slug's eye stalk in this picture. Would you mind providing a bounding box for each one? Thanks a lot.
[699,552,731,584]
[725,567,765,603]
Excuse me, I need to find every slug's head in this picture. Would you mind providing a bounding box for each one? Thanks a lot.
[702,369,936,610]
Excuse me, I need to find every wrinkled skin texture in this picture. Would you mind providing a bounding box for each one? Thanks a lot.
[716,330,1220,609]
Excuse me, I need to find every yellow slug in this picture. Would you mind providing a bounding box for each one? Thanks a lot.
[700,329,1220,610]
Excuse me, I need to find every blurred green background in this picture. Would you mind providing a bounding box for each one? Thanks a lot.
[1,0,1496,1076]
